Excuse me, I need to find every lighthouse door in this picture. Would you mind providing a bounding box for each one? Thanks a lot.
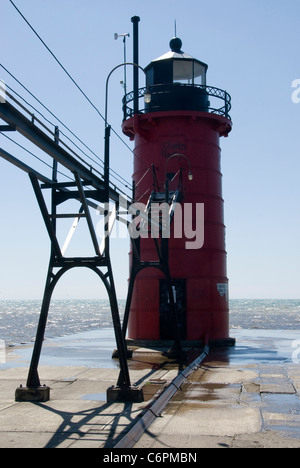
[159,280,187,340]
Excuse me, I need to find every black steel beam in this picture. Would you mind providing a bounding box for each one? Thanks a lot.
[131,16,140,115]
[0,146,53,184]
[29,173,62,258]
[0,124,16,131]
[0,147,103,214]
[74,172,101,257]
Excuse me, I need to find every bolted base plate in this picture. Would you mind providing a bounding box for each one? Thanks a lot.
[107,385,144,403]
[15,385,50,402]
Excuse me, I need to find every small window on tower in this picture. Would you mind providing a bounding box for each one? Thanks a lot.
[173,60,207,85]
[194,62,206,86]
[173,60,193,84]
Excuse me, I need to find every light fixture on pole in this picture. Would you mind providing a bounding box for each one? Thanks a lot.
[165,153,193,182]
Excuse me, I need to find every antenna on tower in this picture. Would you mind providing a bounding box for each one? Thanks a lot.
[114,32,130,96]
[174,20,177,37]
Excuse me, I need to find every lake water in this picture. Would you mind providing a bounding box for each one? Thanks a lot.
[0,299,299,346]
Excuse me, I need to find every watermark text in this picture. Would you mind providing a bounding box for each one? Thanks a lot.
[291,79,300,104]
[97,198,205,250]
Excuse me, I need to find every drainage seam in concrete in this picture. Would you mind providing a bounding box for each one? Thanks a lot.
[114,346,209,449]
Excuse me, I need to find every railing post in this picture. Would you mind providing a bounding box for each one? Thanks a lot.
[225,92,229,118]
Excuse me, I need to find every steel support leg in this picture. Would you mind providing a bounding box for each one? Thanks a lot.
[26,263,55,388]
[15,259,57,401]
[106,261,131,389]
[122,266,138,340]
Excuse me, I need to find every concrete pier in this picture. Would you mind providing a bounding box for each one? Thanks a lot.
[0,329,299,448]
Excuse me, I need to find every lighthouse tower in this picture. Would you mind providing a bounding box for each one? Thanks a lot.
[122,33,233,346]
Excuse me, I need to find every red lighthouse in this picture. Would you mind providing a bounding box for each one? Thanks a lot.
[122,29,233,346]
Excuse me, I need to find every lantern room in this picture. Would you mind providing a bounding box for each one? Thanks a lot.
[144,37,209,112]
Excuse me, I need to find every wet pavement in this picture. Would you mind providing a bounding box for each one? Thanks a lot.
[135,330,300,448]
[0,329,300,448]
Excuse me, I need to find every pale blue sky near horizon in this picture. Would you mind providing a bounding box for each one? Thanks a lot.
[0,0,299,300]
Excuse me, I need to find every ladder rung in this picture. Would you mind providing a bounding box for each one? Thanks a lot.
[41,181,92,189]
[48,213,86,219]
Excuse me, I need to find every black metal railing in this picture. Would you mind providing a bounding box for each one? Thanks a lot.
[123,84,232,121]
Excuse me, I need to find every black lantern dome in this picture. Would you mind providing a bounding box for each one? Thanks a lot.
[144,38,209,112]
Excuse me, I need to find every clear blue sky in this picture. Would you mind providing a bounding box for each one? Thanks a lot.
[0,0,299,299]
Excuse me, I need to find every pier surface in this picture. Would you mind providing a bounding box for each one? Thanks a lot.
[0,329,300,448]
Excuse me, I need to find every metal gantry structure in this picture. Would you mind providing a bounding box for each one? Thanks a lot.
[0,79,143,402]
